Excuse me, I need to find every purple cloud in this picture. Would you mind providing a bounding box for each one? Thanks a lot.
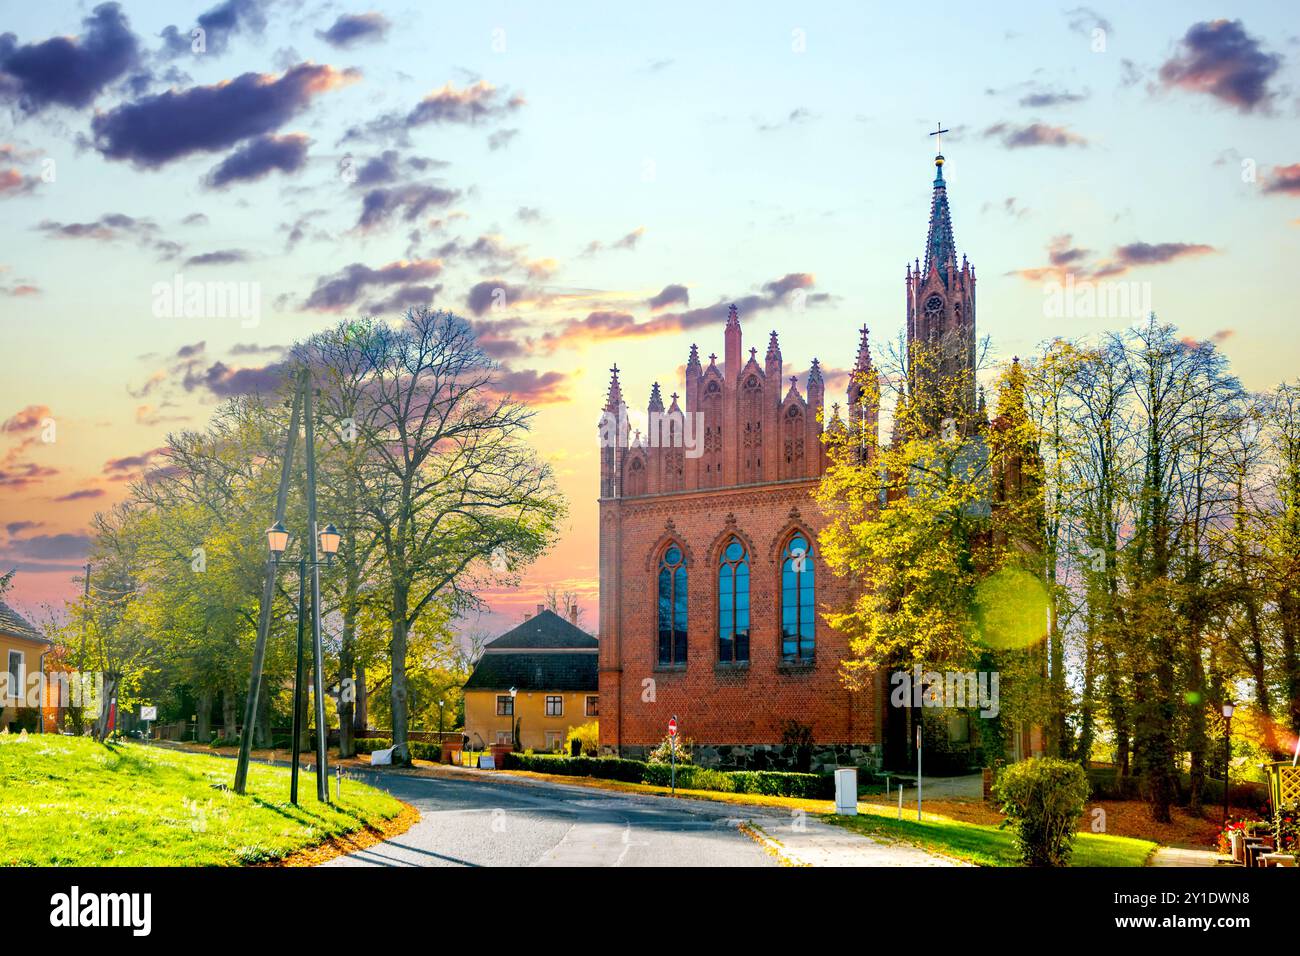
[205,133,309,187]
[1158,19,1282,113]
[92,62,355,168]
[316,13,390,49]
[0,3,140,113]
[303,259,444,311]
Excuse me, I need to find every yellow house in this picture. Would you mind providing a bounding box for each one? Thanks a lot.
[1,599,56,733]
[463,607,598,752]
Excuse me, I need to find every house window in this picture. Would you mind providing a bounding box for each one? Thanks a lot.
[717,536,750,663]
[545,695,563,717]
[6,651,22,706]
[657,544,688,665]
[496,730,513,745]
[496,695,513,716]
[781,533,816,663]
[585,695,599,717]
[545,731,564,751]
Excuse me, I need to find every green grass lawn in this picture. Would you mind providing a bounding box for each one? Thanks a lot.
[826,801,1157,867]
[0,735,405,866]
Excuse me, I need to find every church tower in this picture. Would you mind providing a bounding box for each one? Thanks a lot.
[905,133,977,436]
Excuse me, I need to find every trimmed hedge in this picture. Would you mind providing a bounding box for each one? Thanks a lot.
[501,752,648,782]
[642,764,733,792]
[501,751,836,799]
[641,764,834,798]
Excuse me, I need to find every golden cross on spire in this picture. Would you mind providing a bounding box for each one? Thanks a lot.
[930,122,949,154]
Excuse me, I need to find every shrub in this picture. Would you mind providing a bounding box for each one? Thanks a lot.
[8,709,40,733]
[780,720,814,773]
[993,757,1090,867]
[646,734,692,765]
[565,720,600,757]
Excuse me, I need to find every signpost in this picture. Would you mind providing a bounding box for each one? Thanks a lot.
[668,715,678,796]
[140,705,155,740]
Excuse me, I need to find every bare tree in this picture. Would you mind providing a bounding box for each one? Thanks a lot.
[354,310,566,762]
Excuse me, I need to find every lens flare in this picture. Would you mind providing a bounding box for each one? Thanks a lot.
[973,566,1049,650]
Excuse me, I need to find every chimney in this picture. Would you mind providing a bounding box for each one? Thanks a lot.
[568,603,579,625]
[536,603,545,616]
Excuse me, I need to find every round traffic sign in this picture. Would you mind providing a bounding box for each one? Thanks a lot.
[668,716,678,737]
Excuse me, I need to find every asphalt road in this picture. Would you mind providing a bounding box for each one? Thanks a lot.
[324,770,778,867]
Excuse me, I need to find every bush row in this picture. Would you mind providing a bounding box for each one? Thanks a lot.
[352,737,440,761]
[500,751,835,798]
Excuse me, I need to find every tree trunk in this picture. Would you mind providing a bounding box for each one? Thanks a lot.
[1282,592,1300,748]
[297,682,310,752]
[354,662,368,734]
[196,689,213,742]
[1186,648,1207,814]
[1104,645,1129,776]
[93,673,120,743]
[1139,652,1177,825]
[1078,624,1097,768]
[390,583,410,763]
[336,548,359,758]
[222,687,238,742]
[255,682,270,749]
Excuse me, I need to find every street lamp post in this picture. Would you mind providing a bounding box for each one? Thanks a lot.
[269,520,340,806]
[234,368,343,801]
[438,699,445,740]
[1221,700,1235,828]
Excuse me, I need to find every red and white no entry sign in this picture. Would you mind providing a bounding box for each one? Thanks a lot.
[668,716,678,737]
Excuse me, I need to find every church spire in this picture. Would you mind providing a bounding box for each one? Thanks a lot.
[604,364,622,411]
[853,325,872,373]
[923,128,957,284]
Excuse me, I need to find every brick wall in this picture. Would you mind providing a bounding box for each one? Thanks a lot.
[599,479,878,756]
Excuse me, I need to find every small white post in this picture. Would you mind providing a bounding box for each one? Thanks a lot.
[898,782,903,819]
[916,722,923,822]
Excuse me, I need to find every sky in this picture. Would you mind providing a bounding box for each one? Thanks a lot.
[1,1,1298,638]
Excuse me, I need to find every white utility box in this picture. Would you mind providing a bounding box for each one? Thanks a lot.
[834,767,858,815]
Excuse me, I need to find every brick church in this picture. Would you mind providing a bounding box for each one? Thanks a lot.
[596,147,980,770]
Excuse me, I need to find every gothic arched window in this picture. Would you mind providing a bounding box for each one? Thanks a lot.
[717,537,750,663]
[781,533,815,663]
[626,456,646,496]
[657,544,687,665]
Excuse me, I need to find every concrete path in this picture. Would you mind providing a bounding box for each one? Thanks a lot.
[1150,845,1230,867]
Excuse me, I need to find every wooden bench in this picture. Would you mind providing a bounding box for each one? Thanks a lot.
[1259,852,1296,867]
